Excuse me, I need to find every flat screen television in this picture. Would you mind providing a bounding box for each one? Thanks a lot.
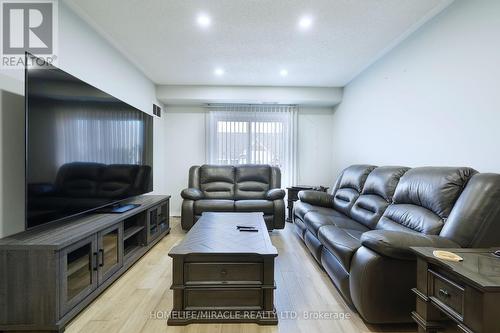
[25,54,153,229]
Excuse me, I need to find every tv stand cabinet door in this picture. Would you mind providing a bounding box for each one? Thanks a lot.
[97,223,124,284]
[59,235,98,316]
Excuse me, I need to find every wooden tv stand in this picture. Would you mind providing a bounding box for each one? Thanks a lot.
[0,195,170,333]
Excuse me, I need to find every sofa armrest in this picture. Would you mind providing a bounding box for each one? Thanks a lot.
[266,188,285,200]
[297,190,334,208]
[181,188,204,200]
[361,230,460,260]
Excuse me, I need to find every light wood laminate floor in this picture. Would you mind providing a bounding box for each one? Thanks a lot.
[66,218,417,333]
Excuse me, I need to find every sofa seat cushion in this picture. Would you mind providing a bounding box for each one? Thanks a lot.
[304,211,335,237]
[294,201,314,221]
[294,201,337,222]
[234,200,274,214]
[294,217,307,238]
[318,225,364,271]
[194,199,234,214]
[303,209,369,237]
[328,210,371,232]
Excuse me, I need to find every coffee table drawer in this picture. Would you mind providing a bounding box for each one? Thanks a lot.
[429,270,465,317]
[184,288,263,310]
[185,262,263,285]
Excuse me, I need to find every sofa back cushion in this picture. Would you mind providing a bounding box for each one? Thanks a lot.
[377,167,477,234]
[199,165,235,199]
[97,164,140,198]
[188,165,201,188]
[270,166,281,189]
[332,165,376,215]
[55,162,103,197]
[350,166,409,229]
[235,164,271,200]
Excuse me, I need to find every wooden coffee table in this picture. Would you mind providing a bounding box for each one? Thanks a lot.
[168,212,278,325]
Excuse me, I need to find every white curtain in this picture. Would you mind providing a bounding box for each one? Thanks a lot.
[206,104,297,187]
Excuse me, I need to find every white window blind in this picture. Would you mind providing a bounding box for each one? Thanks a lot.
[206,104,297,187]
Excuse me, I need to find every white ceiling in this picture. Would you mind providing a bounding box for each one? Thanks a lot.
[65,0,453,87]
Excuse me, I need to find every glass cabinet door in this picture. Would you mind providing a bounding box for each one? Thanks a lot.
[60,236,98,315]
[148,208,159,240]
[158,201,169,233]
[97,223,123,283]
[147,202,169,243]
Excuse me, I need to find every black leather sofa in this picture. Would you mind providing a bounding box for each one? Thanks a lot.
[180,164,285,230]
[293,165,500,323]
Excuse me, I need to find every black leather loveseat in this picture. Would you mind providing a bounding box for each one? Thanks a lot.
[180,164,285,230]
[293,165,500,324]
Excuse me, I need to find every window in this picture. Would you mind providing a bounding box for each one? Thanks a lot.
[206,104,297,187]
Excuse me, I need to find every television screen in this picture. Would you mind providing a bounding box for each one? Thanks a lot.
[26,54,153,229]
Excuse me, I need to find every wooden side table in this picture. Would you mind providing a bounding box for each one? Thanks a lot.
[411,247,500,333]
[286,185,328,222]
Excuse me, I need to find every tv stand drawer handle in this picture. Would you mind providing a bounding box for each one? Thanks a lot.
[220,269,227,276]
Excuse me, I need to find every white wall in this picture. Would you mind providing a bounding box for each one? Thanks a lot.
[331,0,500,177]
[158,107,206,216]
[157,85,343,106]
[162,106,335,216]
[297,108,335,187]
[0,88,25,238]
[0,3,163,237]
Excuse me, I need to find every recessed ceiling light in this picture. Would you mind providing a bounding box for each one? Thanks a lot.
[214,68,224,76]
[280,69,288,77]
[298,16,313,30]
[197,14,211,28]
